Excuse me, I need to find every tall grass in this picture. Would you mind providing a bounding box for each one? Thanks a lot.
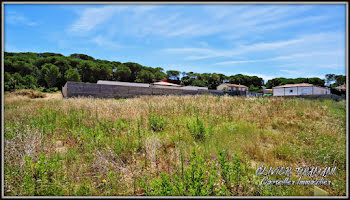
[4,94,346,196]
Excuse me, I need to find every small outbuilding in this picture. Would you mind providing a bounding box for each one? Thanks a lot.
[272,83,330,96]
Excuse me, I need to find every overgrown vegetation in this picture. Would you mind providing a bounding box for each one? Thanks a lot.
[4,94,346,196]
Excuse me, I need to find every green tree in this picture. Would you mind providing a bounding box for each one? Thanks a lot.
[41,63,61,88]
[334,75,346,86]
[166,70,180,80]
[136,69,155,83]
[22,75,37,89]
[64,68,81,82]
[70,53,95,60]
[4,72,16,91]
[307,77,325,87]
[191,79,206,87]
[154,71,167,81]
[266,78,286,89]
[325,74,335,86]
[96,63,114,81]
[113,64,132,82]
[77,60,97,82]
[123,62,144,82]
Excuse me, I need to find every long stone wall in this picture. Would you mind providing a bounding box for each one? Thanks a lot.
[62,81,224,98]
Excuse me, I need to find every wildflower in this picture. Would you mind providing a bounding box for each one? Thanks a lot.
[102,179,106,183]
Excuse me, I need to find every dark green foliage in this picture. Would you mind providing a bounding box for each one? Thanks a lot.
[266,77,327,88]
[325,74,346,87]
[64,68,81,82]
[113,64,131,82]
[229,74,264,88]
[154,71,167,81]
[77,60,98,83]
[70,53,94,60]
[192,79,207,87]
[41,63,61,88]
[136,69,155,83]
[166,70,180,81]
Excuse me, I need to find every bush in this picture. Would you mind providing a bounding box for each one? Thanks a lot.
[186,115,208,141]
[148,114,166,132]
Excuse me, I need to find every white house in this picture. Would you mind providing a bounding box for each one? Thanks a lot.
[272,83,330,96]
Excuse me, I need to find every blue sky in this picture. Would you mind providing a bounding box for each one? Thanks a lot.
[4,3,346,81]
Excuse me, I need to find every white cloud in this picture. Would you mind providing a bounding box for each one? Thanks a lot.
[66,4,329,40]
[163,33,332,61]
[68,5,160,35]
[215,50,343,65]
[278,69,326,79]
[161,30,344,72]
[68,5,128,33]
[5,11,37,26]
[90,35,122,49]
[279,69,300,75]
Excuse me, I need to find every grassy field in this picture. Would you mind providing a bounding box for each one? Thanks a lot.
[3,90,347,196]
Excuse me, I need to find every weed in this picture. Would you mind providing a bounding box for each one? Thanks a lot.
[22,154,65,196]
[148,114,166,132]
[186,115,207,141]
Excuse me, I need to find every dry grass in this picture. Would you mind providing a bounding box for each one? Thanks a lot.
[4,94,346,196]
[12,89,46,99]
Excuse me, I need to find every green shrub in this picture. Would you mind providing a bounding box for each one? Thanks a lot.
[148,114,166,132]
[218,150,242,192]
[145,148,230,196]
[186,115,207,141]
[22,154,65,196]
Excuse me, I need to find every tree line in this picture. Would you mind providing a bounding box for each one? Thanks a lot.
[4,52,345,93]
[265,75,346,89]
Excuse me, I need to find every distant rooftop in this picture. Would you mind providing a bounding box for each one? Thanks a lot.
[182,86,208,90]
[335,84,346,90]
[151,81,181,87]
[273,83,314,88]
[97,80,150,87]
[222,83,248,88]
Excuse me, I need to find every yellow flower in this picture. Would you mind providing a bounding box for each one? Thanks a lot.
[102,179,106,183]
